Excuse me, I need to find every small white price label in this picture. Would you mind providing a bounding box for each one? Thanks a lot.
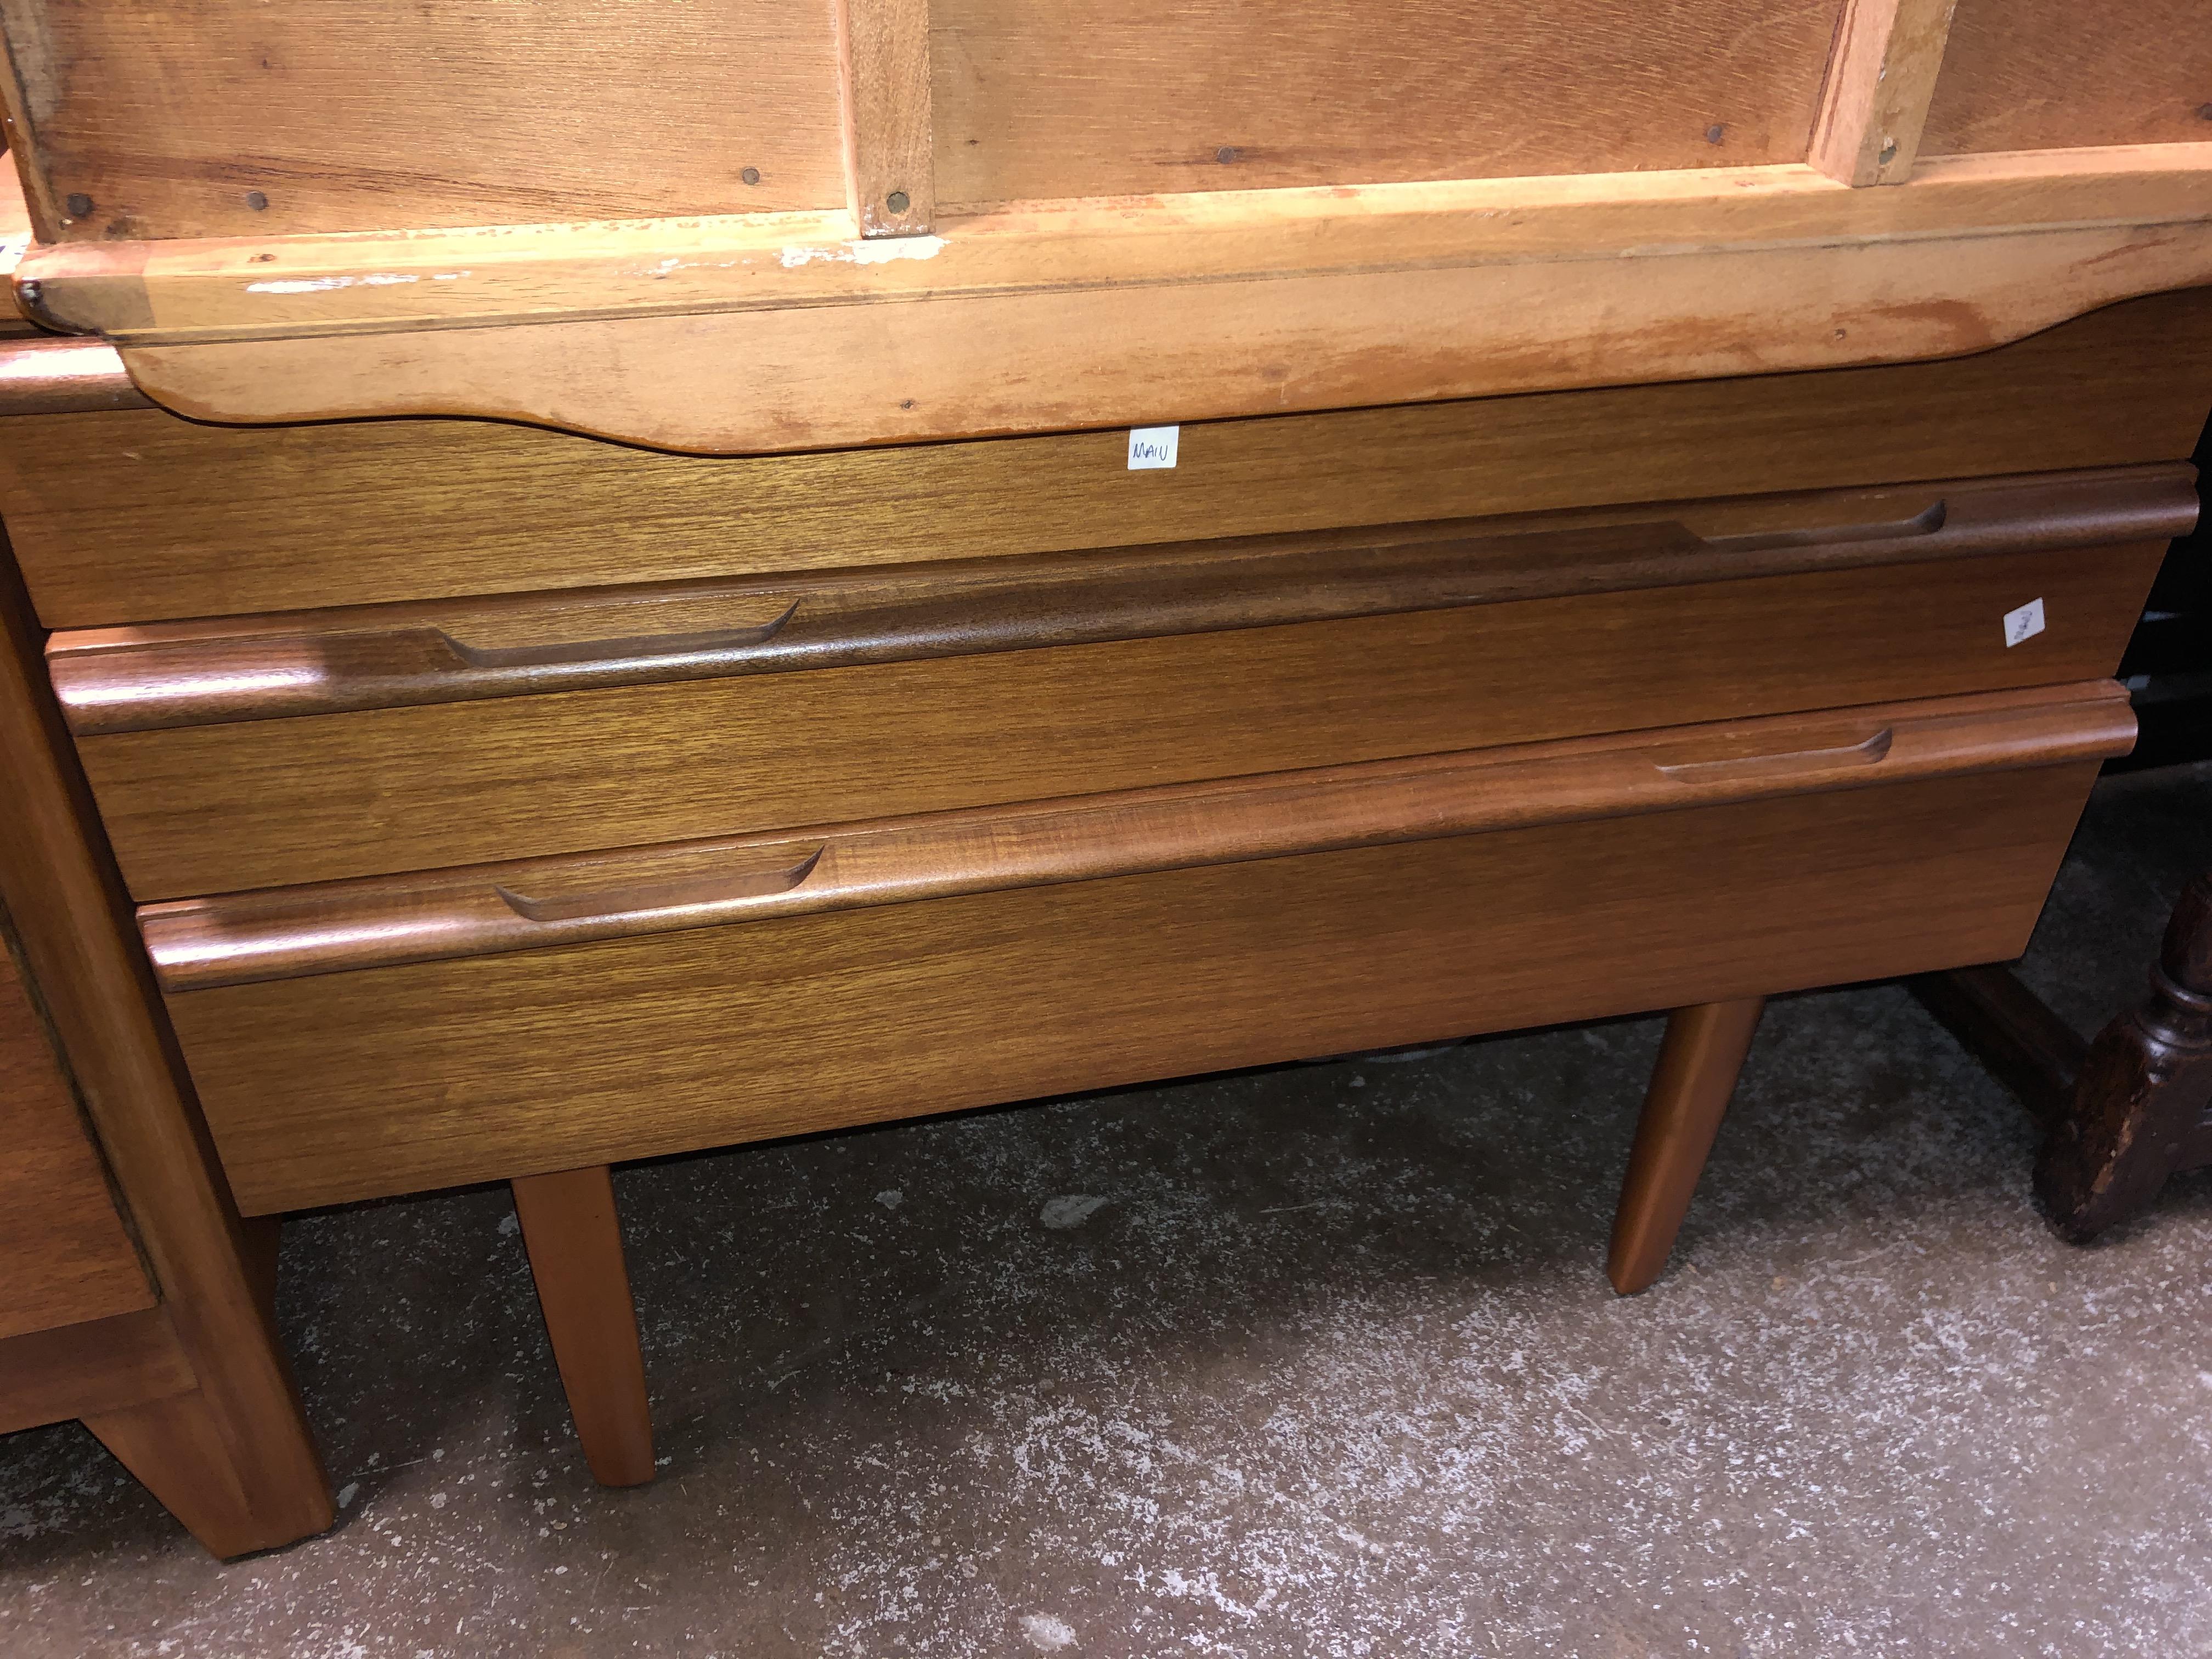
[2002,597,2046,647]
[1126,425,1180,470]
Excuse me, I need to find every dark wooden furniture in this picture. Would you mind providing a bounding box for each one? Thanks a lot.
[0,552,331,1556]
[1917,874,2212,1242]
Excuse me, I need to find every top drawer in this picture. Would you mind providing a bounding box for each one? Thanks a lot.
[4,289,2212,627]
[52,465,2192,899]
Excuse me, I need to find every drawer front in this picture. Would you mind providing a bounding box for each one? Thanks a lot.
[7,287,2212,627]
[168,755,2108,1215]
[0,929,155,1340]
[75,524,2170,899]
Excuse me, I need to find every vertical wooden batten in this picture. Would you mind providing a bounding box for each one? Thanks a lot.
[1810,0,1960,186]
[838,0,935,235]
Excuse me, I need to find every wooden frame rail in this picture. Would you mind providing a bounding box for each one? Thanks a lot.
[140,682,2136,992]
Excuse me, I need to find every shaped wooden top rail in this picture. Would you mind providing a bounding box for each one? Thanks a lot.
[141,681,2136,992]
[45,465,2199,735]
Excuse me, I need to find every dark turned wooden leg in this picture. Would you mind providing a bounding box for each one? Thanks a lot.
[2036,874,2212,1243]
[1609,997,1767,1295]
[511,1165,656,1487]
[85,1389,278,1559]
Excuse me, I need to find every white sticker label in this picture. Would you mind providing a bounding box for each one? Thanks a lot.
[2003,597,2047,647]
[1126,426,1180,470]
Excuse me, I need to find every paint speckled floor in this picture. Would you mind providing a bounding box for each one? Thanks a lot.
[5,763,2211,1658]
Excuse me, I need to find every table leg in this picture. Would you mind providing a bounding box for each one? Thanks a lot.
[1609,997,1767,1294]
[2036,874,2212,1242]
[511,1165,656,1486]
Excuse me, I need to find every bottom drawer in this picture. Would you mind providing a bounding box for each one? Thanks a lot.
[159,685,2129,1213]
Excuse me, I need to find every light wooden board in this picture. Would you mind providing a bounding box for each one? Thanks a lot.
[1810,0,1959,185]
[171,766,2099,1213]
[931,0,1847,206]
[1923,0,2212,155]
[9,287,2212,626]
[0,0,849,242]
[106,219,2212,454]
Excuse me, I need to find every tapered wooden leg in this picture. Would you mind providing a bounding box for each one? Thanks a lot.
[511,1165,656,1486]
[2036,874,2212,1242]
[85,1388,288,1559]
[1609,997,1767,1295]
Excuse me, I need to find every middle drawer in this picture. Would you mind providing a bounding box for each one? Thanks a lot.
[55,466,2188,900]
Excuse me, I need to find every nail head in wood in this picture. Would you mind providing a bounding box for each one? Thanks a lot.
[740,166,760,185]
[886,189,910,214]
[245,190,269,211]
[64,193,93,217]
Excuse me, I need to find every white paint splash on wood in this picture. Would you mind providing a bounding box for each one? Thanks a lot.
[780,235,947,269]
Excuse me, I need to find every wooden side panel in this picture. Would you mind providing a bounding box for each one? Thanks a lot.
[77,544,2167,899]
[8,289,2212,628]
[0,926,153,1340]
[0,0,849,241]
[1923,0,2212,155]
[170,764,2100,1214]
[931,0,1847,207]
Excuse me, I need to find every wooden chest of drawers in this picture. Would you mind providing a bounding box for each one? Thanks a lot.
[2,287,2206,1494]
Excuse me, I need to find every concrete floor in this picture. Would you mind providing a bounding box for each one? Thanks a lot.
[5,763,2211,1658]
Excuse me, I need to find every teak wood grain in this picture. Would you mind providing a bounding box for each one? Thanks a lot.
[136,683,2138,991]
[511,1167,656,1487]
[0,1306,195,1436]
[930,0,1846,207]
[1922,0,2212,157]
[9,289,2212,629]
[0,0,849,243]
[76,537,2167,901]
[0,923,154,1340]
[0,546,330,1551]
[1609,998,1770,1293]
[168,764,2107,1215]
[46,467,2196,735]
[1809,0,1958,187]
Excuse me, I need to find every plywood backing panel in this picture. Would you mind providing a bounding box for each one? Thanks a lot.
[9,289,2212,628]
[932,0,1847,207]
[0,0,850,241]
[1922,0,2212,156]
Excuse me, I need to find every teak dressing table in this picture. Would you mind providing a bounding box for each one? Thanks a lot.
[2,0,2209,1545]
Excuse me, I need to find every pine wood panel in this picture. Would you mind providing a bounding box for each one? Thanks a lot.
[9,289,2212,629]
[1922,0,2212,156]
[109,216,2212,455]
[79,543,2166,901]
[170,764,2103,1214]
[1809,0,1959,187]
[0,928,152,1340]
[930,0,1846,207]
[0,0,848,243]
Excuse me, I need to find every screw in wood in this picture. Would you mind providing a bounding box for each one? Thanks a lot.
[740,167,760,185]
[245,189,269,211]
[886,190,910,213]
[64,191,93,217]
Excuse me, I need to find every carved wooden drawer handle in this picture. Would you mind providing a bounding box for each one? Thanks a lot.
[50,465,2198,735]
[140,682,2135,991]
